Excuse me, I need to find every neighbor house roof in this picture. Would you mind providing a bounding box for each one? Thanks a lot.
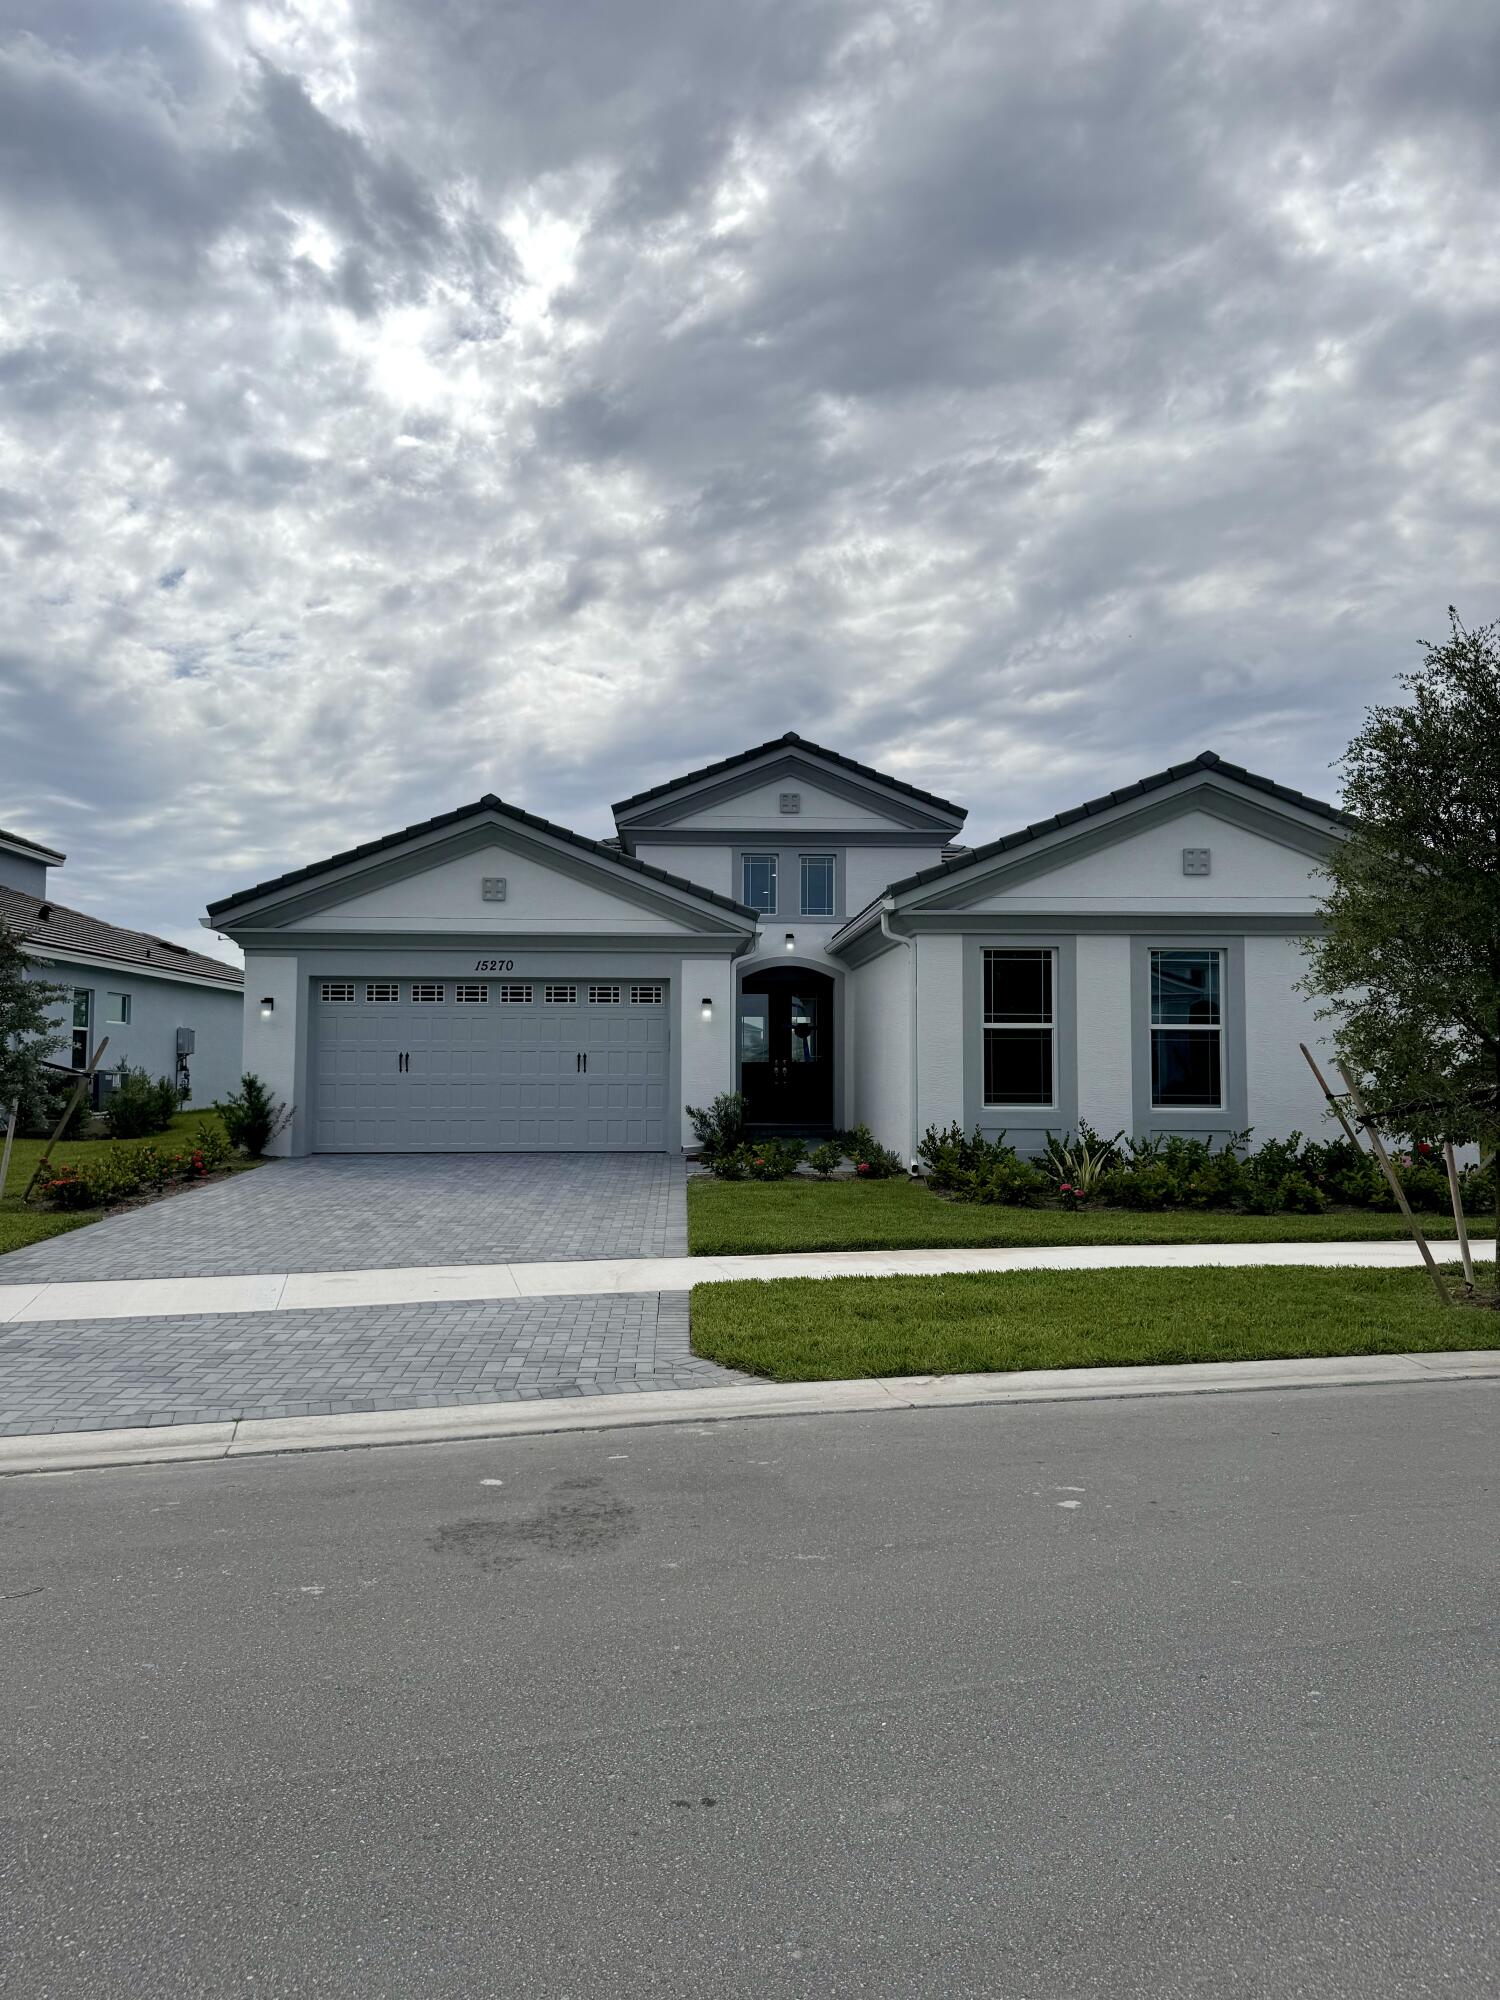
[0,825,66,864]
[206,794,762,925]
[829,751,1349,948]
[1,886,244,986]
[611,731,967,821]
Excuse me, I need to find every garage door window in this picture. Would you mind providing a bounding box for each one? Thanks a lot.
[455,983,489,1003]
[497,984,532,1003]
[631,984,665,1003]
[545,984,577,1004]
[589,984,621,1003]
[321,982,356,1003]
[366,982,398,1003]
[412,982,445,1003]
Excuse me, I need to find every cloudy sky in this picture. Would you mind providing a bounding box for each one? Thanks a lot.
[1,0,1496,964]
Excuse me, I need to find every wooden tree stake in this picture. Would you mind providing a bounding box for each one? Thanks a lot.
[0,1100,16,1206]
[1333,1061,1452,1308]
[21,1037,109,1204]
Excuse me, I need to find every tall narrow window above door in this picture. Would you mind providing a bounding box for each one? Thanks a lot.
[742,853,778,913]
[799,854,835,917]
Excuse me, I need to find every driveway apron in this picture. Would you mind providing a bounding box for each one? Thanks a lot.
[0,1156,746,1438]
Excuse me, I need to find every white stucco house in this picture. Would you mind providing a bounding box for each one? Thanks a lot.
[204,734,1347,1161]
[2,827,244,1109]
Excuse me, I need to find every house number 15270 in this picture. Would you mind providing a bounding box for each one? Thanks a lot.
[474,958,515,972]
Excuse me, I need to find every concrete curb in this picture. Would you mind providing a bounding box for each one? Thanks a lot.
[3,1349,1496,1475]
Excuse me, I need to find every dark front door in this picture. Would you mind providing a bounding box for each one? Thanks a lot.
[738,969,834,1131]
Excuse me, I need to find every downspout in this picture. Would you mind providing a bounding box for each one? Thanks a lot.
[880,904,920,1169]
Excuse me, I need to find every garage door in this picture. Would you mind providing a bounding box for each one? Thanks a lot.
[310,978,670,1152]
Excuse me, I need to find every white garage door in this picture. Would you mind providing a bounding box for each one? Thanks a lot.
[311,978,670,1152]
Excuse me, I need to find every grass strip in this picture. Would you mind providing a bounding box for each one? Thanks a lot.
[690,1265,1497,1382]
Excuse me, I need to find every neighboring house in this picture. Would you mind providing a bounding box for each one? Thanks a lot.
[1,827,244,1109]
[205,735,1346,1160]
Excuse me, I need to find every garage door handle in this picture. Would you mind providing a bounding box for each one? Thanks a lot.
[575,1051,588,1073]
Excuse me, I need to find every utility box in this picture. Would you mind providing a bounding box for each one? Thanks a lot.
[176,1026,196,1056]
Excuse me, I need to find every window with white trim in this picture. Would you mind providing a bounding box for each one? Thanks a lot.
[1149,949,1223,1108]
[455,983,489,1003]
[799,853,835,917]
[981,949,1054,1107]
[411,982,445,1004]
[631,983,665,1003]
[366,981,398,1003]
[589,984,621,1003]
[545,983,577,1004]
[742,853,777,913]
[320,981,356,1003]
[497,983,532,1003]
[105,991,132,1025]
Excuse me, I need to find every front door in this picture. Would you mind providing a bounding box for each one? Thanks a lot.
[738,970,834,1131]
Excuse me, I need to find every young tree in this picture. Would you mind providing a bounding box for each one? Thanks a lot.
[1303,608,1500,1255]
[0,914,67,1131]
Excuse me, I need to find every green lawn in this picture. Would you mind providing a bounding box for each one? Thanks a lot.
[0,1108,255,1261]
[691,1264,1499,1382]
[687,1175,1474,1256]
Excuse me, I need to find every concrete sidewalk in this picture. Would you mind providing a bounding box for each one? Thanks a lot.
[4,1347,1496,1474]
[1,1236,1491,1326]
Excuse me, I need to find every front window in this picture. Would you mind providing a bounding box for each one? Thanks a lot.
[742,853,778,913]
[800,854,835,917]
[105,991,131,1025]
[982,949,1054,1106]
[1150,949,1223,1107]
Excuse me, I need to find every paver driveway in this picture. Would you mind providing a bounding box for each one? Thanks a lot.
[0,1154,687,1281]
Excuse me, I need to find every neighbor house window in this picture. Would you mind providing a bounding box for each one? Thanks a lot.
[742,853,778,913]
[800,853,835,917]
[1150,949,1223,1107]
[105,992,131,1025]
[982,949,1054,1106]
[70,988,92,1069]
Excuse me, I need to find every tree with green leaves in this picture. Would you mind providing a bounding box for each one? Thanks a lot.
[1303,608,1499,1256]
[0,914,67,1135]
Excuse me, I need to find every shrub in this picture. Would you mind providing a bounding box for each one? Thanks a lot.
[710,1138,805,1181]
[1040,1123,1122,1202]
[949,1154,1052,1205]
[808,1140,844,1179]
[686,1092,745,1163]
[104,1065,179,1139]
[39,1145,146,1210]
[193,1121,232,1171]
[837,1125,904,1179]
[216,1073,293,1158]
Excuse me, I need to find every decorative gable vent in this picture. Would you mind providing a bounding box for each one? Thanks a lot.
[1182,847,1212,877]
[779,791,801,814]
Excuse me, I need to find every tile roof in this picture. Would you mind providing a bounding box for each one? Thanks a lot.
[611,731,967,821]
[0,825,66,864]
[206,793,761,925]
[1,886,243,986]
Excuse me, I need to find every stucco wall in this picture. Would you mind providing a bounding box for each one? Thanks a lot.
[32,964,243,1109]
[240,955,302,1154]
[849,943,911,1157]
[914,933,963,1142]
[1073,934,1134,1137]
[679,957,736,1147]
[1242,933,1338,1142]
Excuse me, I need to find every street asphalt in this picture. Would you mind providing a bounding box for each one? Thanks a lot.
[2,1382,1495,1999]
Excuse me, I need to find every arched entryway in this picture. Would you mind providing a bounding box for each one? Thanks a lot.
[737,966,836,1134]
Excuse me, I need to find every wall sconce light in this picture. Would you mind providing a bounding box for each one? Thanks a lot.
[700,996,713,1020]
[259,996,275,1017]
[784,931,795,952]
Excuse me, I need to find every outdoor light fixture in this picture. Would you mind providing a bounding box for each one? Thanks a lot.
[259,996,275,1017]
[701,996,713,1020]
[784,931,795,952]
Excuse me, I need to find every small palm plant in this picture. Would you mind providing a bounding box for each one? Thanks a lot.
[1041,1123,1124,1205]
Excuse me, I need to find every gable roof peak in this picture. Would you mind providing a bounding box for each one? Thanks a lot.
[611,731,966,823]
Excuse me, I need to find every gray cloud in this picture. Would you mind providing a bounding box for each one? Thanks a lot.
[0,0,1497,960]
